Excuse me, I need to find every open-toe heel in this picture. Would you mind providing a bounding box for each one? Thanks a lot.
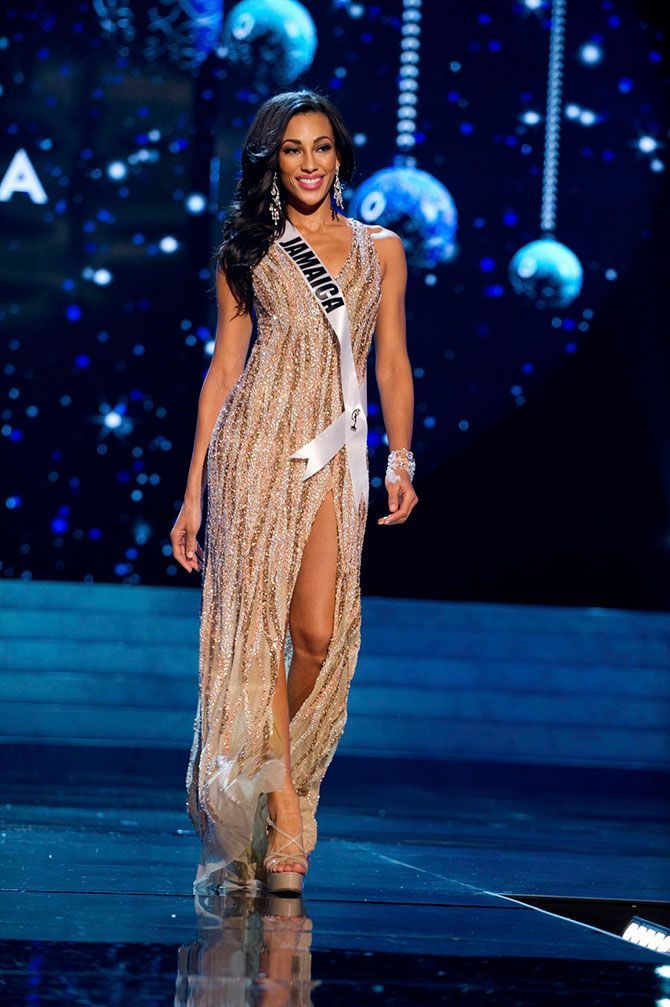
[264,816,310,896]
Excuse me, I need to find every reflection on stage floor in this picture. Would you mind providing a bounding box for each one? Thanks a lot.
[0,747,667,1005]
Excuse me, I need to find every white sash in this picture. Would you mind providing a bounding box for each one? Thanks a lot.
[276,217,369,507]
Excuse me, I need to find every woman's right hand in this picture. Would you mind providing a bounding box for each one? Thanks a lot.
[170,499,204,574]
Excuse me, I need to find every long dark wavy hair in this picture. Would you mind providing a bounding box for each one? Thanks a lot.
[214,89,356,317]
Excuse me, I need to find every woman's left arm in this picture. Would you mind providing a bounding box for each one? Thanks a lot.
[371,227,419,526]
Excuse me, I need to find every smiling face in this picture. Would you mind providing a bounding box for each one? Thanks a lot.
[277,111,339,208]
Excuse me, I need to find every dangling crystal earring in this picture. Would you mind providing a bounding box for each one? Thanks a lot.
[333,164,344,210]
[270,170,282,225]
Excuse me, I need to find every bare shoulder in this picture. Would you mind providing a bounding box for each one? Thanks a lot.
[361,222,406,276]
[362,222,402,245]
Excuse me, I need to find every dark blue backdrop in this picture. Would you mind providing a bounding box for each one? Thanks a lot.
[1,0,668,609]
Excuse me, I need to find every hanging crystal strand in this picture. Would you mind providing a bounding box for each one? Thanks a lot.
[394,0,422,169]
[541,0,567,237]
[384,0,422,481]
[508,0,581,308]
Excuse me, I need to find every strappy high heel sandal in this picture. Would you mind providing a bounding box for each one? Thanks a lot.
[264,816,310,896]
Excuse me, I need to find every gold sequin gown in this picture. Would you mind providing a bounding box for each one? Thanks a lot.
[185,216,382,893]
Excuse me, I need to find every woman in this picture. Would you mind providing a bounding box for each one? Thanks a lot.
[171,89,418,897]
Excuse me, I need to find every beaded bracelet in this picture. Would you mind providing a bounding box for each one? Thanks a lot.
[385,447,416,484]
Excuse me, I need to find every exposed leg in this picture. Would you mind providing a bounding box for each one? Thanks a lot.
[267,644,305,873]
[266,487,338,873]
[287,487,338,720]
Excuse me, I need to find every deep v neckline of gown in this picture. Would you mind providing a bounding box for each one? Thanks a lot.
[291,216,356,282]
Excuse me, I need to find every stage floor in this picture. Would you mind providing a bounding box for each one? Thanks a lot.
[0,747,668,1004]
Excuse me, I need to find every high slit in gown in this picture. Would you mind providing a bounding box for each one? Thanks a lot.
[185,216,382,893]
